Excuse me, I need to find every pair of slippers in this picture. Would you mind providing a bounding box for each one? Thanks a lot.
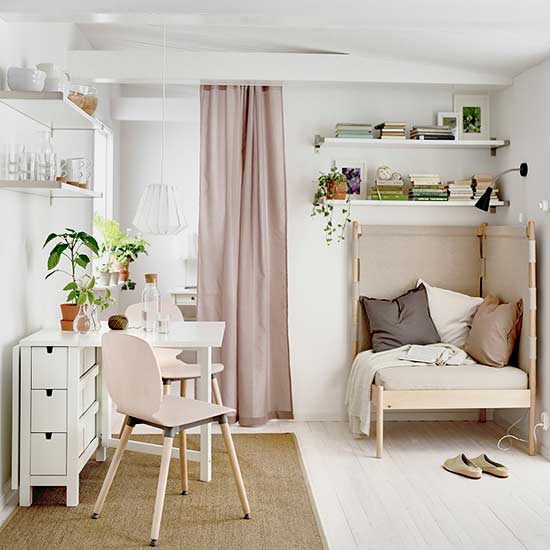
[443,453,509,479]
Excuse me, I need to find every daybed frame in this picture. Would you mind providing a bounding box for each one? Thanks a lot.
[351,221,537,457]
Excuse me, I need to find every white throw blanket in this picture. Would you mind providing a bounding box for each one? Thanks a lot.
[345,343,475,436]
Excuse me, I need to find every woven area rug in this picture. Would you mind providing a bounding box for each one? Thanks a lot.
[0,434,324,550]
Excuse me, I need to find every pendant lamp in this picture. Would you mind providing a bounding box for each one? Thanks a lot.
[133,25,187,235]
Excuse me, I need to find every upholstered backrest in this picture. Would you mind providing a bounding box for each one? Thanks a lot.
[125,300,184,325]
[482,224,535,374]
[354,225,482,353]
[102,332,163,417]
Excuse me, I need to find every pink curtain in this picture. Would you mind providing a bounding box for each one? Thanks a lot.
[198,85,293,426]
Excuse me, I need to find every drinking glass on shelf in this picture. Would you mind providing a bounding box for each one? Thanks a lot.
[4,144,24,181]
[157,314,170,334]
[19,151,37,180]
[36,152,58,181]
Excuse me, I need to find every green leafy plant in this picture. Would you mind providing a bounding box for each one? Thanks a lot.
[44,228,100,304]
[121,279,136,292]
[114,235,149,265]
[311,166,352,245]
[93,287,114,311]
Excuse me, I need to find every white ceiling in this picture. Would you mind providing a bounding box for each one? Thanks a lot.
[2,0,550,79]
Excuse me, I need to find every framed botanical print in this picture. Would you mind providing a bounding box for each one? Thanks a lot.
[333,160,367,199]
[453,94,490,140]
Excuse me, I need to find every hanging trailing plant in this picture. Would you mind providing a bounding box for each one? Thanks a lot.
[311,166,352,245]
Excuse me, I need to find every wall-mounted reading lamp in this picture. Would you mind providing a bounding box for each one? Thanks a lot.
[474,163,529,211]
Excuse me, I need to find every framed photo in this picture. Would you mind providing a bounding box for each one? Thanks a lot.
[453,94,490,140]
[333,160,367,198]
[437,111,460,140]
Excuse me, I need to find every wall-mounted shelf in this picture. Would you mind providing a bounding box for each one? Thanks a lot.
[314,135,509,155]
[0,180,102,199]
[335,199,508,213]
[0,91,103,132]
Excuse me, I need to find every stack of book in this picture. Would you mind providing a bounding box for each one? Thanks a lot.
[409,174,448,201]
[335,123,374,139]
[375,122,406,140]
[473,174,500,203]
[369,179,408,201]
[447,178,474,201]
[410,125,455,141]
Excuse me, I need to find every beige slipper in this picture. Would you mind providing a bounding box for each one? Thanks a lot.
[470,454,509,478]
[443,454,482,479]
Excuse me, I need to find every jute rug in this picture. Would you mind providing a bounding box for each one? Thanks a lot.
[0,434,324,550]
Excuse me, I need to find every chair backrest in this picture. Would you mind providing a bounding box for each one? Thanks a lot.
[125,301,184,325]
[101,332,163,418]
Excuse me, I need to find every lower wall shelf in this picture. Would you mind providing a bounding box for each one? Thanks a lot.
[0,180,102,199]
[335,199,508,208]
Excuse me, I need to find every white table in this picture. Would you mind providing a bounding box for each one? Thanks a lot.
[12,321,225,506]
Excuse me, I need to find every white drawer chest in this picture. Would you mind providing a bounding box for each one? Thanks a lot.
[13,344,103,506]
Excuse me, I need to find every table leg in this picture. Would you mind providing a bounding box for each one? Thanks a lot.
[97,350,111,462]
[198,347,212,482]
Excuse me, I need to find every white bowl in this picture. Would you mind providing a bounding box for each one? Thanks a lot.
[7,67,46,92]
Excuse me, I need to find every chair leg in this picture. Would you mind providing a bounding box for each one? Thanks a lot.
[92,423,134,518]
[179,380,189,495]
[219,418,251,519]
[376,385,384,459]
[163,382,171,396]
[118,416,129,439]
[150,435,175,547]
[211,376,223,405]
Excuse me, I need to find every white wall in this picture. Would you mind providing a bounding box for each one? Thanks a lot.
[115,89,200,312]
[491,60,550,451]
[284,83,504,420]
[0,22,116,503]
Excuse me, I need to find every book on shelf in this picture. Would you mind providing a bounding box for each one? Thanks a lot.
[410,135,455,141]
[368,195,409,201]
[336,123,373,129]
[409,196,449,201]
[375,122,407,129]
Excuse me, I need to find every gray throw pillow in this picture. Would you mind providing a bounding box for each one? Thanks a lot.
[361,284,440,352]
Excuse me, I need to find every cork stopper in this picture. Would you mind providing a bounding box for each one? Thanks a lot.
[144,273,158,284]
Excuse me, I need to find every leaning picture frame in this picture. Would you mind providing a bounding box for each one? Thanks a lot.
[333,160,367,199]
[453,94,490,140]
[437,111,460,140]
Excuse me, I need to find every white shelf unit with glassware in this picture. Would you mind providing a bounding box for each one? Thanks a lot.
[0,90,104,200]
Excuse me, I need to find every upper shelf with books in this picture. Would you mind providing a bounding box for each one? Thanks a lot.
[313,135,510,155]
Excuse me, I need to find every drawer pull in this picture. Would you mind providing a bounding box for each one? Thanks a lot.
[46,346,53,354]
[46,389,53,397]
[46,433,52,440]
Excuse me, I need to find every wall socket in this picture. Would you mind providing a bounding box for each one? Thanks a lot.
[541,411,550,431]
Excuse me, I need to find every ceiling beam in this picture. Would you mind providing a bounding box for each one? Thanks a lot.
[67,50,511,87]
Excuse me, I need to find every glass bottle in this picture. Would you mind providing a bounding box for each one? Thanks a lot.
[141,273,160,332]
[73,304,92,334]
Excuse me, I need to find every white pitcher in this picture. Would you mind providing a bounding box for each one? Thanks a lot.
[36,63,70,92]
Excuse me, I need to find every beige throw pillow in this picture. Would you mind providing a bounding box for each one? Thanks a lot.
[465,295,523,368]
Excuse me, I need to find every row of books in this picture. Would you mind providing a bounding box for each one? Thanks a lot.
[410,125,455,141]
[369,178,408,201]
[374,121,406,139]
[409,174,448,201]
[335,123,374,139]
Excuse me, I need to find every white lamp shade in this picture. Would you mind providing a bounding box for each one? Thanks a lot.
[133,184,187,235]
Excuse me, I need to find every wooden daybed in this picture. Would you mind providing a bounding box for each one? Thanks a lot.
[351,221,537,457]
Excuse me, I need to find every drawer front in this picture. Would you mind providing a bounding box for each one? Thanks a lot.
[78,369,97,417]
[31,390,67,432]
[176,295,197,306]
[80,347,96,377]
[30,433,67,475]
[31,347,68,389]
[78,406,97,456]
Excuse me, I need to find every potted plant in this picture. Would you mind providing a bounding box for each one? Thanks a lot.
[43,228,100,330]
[311,166,352,245]
[113,234,149,282]
[97,262,112,286]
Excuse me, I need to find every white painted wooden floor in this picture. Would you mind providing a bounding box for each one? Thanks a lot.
[229,420,550,550]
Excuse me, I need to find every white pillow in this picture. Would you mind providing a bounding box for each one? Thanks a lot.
[417,279,483,347]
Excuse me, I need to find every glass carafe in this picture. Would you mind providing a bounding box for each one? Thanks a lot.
[73,304,92,334]
[141,273,160,332]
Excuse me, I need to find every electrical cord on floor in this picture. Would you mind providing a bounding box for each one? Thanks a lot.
[497,414,543,451]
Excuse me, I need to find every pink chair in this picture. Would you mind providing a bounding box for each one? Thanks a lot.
[125,302,225,493]
[92,332,250,547]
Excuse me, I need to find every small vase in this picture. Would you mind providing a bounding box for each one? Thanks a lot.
[73,305,92,334]
[90,304,101,331]
[109,271,120,286]
[98,271,111,286]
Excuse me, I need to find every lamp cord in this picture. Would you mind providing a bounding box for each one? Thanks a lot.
[161,23,167,187]
[497,413,543,451]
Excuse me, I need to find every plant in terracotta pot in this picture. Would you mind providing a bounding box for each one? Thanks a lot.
[113,234,149,282]
[43,228,100,330]
[311,166,352,245]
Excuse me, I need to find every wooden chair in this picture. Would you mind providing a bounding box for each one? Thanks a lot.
[92,332,250,547]
[125,302,225,493]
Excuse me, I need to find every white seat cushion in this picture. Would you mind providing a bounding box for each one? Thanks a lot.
[119,395,234,428]
[374,364,528,391]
